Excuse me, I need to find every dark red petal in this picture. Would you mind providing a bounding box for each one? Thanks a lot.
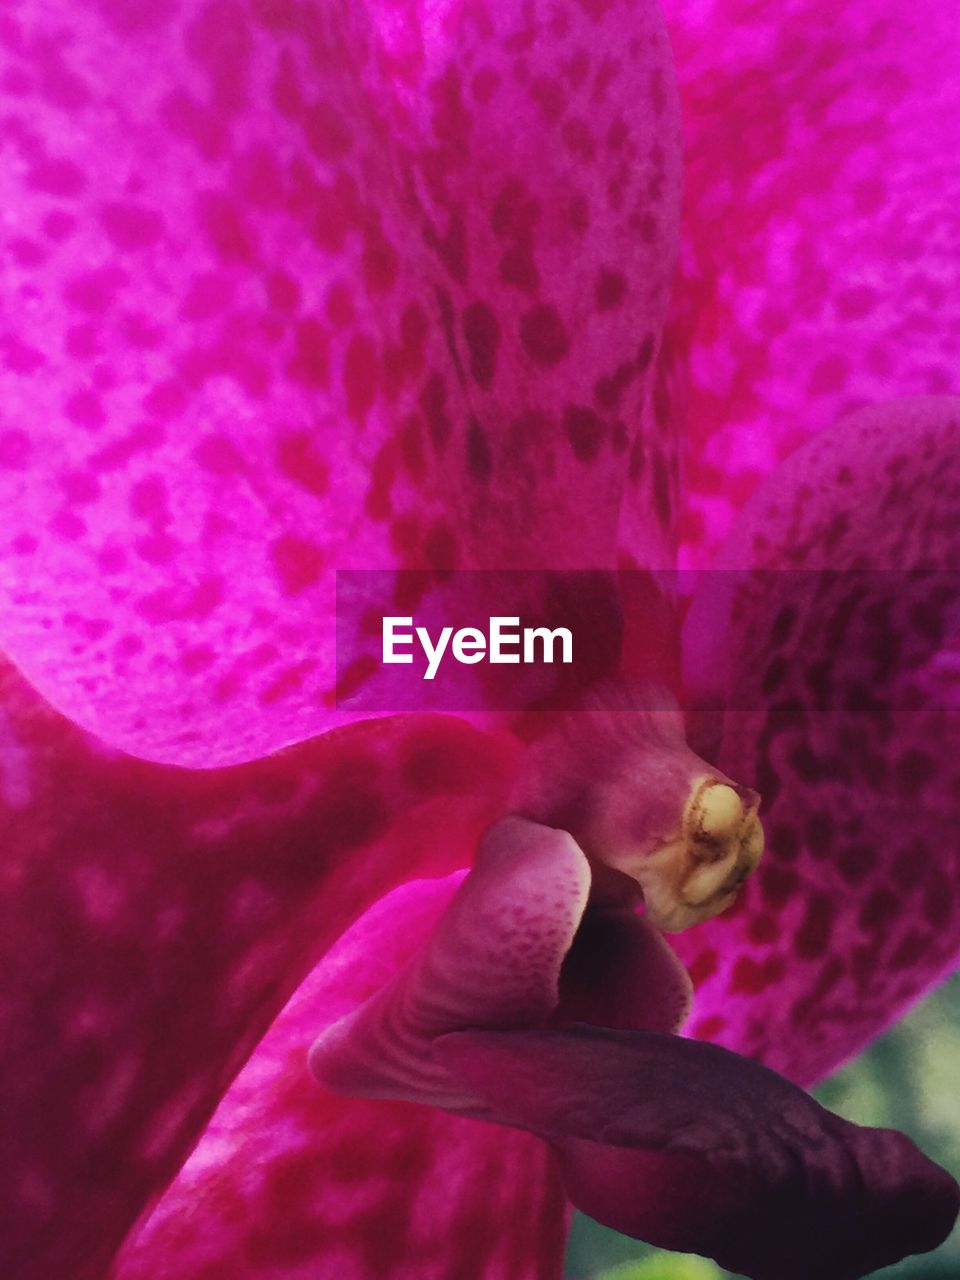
[0,654,512,1279]
[437,1024,960,1280]
[678,398,960,1084]
[1,0,681,764]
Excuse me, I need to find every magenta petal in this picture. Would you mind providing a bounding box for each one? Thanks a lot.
[662,0,960,562]
[1,0,682,764]
[0,654,512,1279]
[111,877,568,1280]
[678,397,960,1084]
[437,1025,960,1280]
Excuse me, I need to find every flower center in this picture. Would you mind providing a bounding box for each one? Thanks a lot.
[511,688,764,932]
[632,778,764,932]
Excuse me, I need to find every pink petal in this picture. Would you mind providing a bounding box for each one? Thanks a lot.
[661,0,960,564]
[111,876,569,1280]
[437,1025,959,1280]
[0,0,682,765]
[678,397,960,1084]
[0,652,513,1279]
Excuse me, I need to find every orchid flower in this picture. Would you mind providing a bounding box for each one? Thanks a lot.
[1,1,959,1279]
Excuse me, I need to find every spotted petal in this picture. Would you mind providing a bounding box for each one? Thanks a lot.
[661,0,960,563]
[679,397,960,1085]
[0,0,681,765]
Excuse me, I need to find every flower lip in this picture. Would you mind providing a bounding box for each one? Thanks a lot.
[307,814,694,1113]
[308,813,959,1280]
[434,1024,960,1280]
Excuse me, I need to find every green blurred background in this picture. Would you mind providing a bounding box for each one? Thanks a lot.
[564,972,960,1280]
